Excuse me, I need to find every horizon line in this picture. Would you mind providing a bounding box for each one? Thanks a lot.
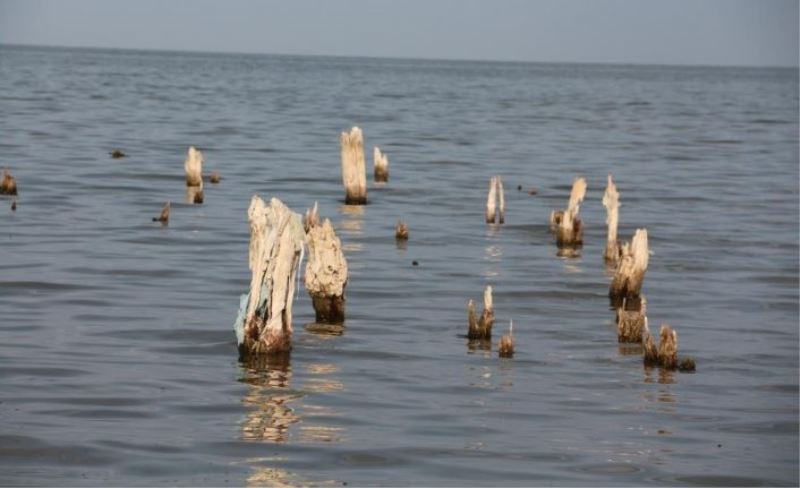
[2,41,798,70]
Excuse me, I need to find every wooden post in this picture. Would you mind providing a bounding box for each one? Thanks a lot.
[642,320,695,371]
[616,296,646,343]
[603,175,620,263]
[373,146,389,183]
[341,127,367,204]
[184,146,203,187]
[609,228,648,304]
[152,201,170,223]
[234,196,305,357]
[395,220,409,240]
[303,201,320,233]
[485,177,497,223]
[467,285,494,339]
[497,177,505,224]
[498,320,514,358]
[1,169,17,195]
[553,177,586,246]
[305,218,348,324]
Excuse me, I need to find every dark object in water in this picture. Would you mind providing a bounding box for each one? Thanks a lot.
[209,171,221,184]
[395,220,409,240]
[11,198,16,211]
[109,149,126,159]
[467,286,494,340]
[498,320,514,358]
[1,169,18,195]
[678,357,696,372]
[412,260,419,266]
[152,201,170,223]
[517,184,522,191]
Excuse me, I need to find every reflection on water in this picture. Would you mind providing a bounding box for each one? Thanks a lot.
[338,205,364,252]
[556,246,582,259]
[641,367,677,414]
[304,322,345,337]
[467,338,491,354]
[185,186,203,204]
[618,343,644,356]
[239,356,299,443]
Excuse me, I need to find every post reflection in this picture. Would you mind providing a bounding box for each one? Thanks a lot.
[338,204,364,252]
[239,355,299,443]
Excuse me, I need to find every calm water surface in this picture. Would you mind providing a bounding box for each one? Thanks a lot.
[0,45,798,486]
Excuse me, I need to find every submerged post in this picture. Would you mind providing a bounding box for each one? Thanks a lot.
[603,175,620,263]
[305,218,349,323]
[373,146,389,183]
[234,196,305,357]
[609,228,649,305]
[341,127,367,204]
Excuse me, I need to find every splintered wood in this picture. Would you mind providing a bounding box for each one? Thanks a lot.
[551,177,586,246]
[235,196,305,356]
[305,218,349,323]
[373,146,389,183]
[341,127,367,204]
[603,174,620,264]
[485,176,505,224]
[467,285,495,340]
[609,228,648,304]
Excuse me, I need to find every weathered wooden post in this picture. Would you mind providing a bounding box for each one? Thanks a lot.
[609,228,648,305]
[1,169,17,195]
[341,127,367,204]
[305,218,348,324]
[498,320,514,358]
[152,201,170,223]
[467,285,495,339]
[303,201,320,233]
[184,146,203,187]
[497,177,505,224]
[395,220,409,240]
[485,177,497,223]
[551,177,586,246]
[602,174,620,263]
[616,296,646,343]
[233,196,305,357]
[373,146,389,183]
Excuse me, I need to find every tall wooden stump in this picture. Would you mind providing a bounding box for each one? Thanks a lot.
[341,127,367,204]
[305,218,348,324]
[373,146,389,183]
[603,175,621,264]
[234,196,305,357]
[467,285,495,339]
[485,177,505,224]
[185,146,203,187]
[551,177,586,246]
[609,228,649,306]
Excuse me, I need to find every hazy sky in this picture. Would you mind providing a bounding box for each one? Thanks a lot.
[0,0,797,67]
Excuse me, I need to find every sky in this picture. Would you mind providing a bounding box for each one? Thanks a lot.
[0,0,797,67]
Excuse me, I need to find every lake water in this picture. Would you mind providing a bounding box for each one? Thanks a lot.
[0,45,798,486]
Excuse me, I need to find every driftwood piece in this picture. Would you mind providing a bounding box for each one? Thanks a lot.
[234,196,305,357]
[152,201,170,223]
[467,285,494,340]
[184,146,203,187]
[552,177,586,246]
[1,169,17,196]
[373,146,389,183]
[305,218,348,324]
[616,296,646,343]
[341,127,367,204]
[609,228,648,305]
[395,220,409,240]
[602,174,621,263]
[485,177,505,224]
[498,320,514,358]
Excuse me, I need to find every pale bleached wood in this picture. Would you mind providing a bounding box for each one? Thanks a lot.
[486,177,497,223]
[373,146,389,183]
[184,146,203,187]
[552,177,586,245]
[609,228,649,304]
[603,174,621,263]
[497,177,505,224]
[305,218,348,323]
[341,127,367,204]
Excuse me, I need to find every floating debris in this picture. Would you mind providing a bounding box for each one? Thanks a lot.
[341,127,367,204]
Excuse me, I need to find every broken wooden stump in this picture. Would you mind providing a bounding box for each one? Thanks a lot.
[609,228,648,306]
[1,169,17,196]
[602,174,621,264]
[395,220,409,240]
[152,201,170,224]
[642,321,694,371]
[184,146,204,187]
[109,149,126,159]
[209,171,221,184]
[616,296,646,343]
[233,196,305,357]
[467,285,494,340]
[485,177,505,224]
[551,177,586,246]
[303,201,320,233]
[373,146,389,183]
[305,218,348,324]
[498,320,514,358]
[186,185,204,204]
[341,127,367,204]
